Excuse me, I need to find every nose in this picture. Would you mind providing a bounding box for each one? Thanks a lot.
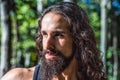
[43,36,55,50]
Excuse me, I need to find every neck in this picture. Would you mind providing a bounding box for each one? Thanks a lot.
[52,57,80,80]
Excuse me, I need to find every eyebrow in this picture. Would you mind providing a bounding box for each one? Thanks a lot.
[53,30,65,34]
[41,29,65,34]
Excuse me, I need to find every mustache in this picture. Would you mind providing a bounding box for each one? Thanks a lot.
[41,49,62,56]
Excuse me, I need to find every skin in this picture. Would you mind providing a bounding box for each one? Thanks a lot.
[0,67,35,80]
[41,12,73,59]
[0,12,79,80]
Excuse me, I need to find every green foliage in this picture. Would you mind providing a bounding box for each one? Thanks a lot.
[13,0,38,67]
[47,0,62,6]
[89,12,100,40]
[106,47,114,79]
[107,47,113,59]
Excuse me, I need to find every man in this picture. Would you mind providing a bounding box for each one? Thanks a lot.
[1,2,106,80]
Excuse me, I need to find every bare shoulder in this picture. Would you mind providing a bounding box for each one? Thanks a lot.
[0,67,35,80]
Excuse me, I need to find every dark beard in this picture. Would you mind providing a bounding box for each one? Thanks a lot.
[39,49,74,80]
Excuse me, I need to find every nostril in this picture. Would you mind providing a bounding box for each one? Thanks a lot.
[46,45,55,50]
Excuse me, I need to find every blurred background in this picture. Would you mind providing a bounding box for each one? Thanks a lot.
[0,0,120,80]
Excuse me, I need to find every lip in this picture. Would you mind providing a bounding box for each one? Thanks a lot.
[45,53,57,59]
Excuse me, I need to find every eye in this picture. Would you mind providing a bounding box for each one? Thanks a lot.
[54,32,64,39]
[41,31,47,38]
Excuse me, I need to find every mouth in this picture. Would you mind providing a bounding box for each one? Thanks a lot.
[45,50,58,60]
[45,53,57,60]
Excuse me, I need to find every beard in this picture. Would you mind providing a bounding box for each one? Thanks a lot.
[38,49,74,80]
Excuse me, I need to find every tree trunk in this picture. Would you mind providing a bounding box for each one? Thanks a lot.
[113,16,118,80]
[100,0,107,72]
[37,0,44,14]
[0,0,12,77]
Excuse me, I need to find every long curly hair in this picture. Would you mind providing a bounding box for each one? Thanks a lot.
[36,2,106,80]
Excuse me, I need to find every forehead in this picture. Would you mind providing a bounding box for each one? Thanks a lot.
[41,12,69,31]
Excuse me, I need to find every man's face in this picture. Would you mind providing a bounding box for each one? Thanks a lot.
[41,12,73,61]
[39,12,74,79]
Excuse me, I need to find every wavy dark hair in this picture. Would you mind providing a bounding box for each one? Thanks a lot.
[36,2,106,80]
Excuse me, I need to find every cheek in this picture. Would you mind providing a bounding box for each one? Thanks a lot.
[57,39,73,57]
[42,39,46,49]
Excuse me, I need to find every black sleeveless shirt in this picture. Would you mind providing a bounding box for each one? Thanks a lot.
[33,65,41,80]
